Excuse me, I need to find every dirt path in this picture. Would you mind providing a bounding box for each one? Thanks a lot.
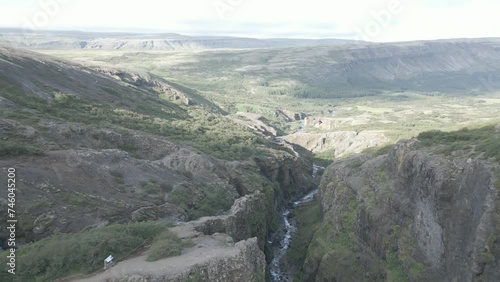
[72,220,239,282]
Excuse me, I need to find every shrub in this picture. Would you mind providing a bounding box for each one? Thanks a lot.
[109,169,124,178]
[169,184,233,220]
[0,222,169,282]
[146,230,193,261]
[416,125,500,163]
[142,182,161,194]
[160,183,174,193]
[0,142,44,157]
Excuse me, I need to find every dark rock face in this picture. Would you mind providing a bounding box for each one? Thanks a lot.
[305,139,499,282]
[254,152,316,200]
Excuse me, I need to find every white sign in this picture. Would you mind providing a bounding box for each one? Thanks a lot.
[104,255,113,263]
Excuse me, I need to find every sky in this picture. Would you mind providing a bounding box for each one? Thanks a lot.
[0,0,499,42]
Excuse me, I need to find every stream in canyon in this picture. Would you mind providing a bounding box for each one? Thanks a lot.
[269,164,323,281]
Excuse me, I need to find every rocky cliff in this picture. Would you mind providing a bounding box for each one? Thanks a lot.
[303,132,500,281]
[72,194,271,282]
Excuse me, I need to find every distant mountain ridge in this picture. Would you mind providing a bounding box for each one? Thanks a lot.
[0,28,362,50]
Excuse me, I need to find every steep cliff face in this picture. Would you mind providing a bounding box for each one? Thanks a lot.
[304,137,500,281]
[254,151,317,200]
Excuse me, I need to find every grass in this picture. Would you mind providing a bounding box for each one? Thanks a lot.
[140,180,173,194]
[146,230,194,261]
[313,148,336,167]
[169,184,234,220]
[0,75,266,161]
[32,49,500,158]
[13,49,500,160]
[416,125,500,162]
[184,270,203,282]
[384,223,425,282]
[0,221,174,282]
[363,144,394,157]
[109,169,124,178]
[385,252,408,282]
[287,200,321,277]
[0,141,44,157]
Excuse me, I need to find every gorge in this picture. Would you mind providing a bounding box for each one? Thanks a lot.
[0,32,500,282]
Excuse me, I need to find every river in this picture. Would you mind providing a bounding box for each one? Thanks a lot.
[269,164,324,281]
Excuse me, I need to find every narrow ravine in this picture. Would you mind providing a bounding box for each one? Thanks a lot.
[269,164,324,282]
[293,120,306,134]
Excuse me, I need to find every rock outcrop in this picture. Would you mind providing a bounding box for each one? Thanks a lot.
[74,194,270,282]
[94,68,196,106]
[232,112,278,138]
[274,110,306,121]
[284,130,388,157]
[303,139,500,281]
[102,236,264,282]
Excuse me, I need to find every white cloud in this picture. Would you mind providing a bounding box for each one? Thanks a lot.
[0,0,499,41]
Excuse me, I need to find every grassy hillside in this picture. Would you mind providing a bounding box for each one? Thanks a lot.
[38,39,500,143]
[0,45,282,281]
[0,45,266,160]
[41,39,500,101]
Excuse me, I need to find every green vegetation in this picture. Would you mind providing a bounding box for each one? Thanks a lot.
[169,184,234,220]
[39,49,500,144]
[303,184,378,281]
[313,148,335,167]
[0,221,173,282]
[287,200,321,281]
[416,125,500,162]
[140,180,173,194]
[146,230,193,261]
[56,191,95,207]
[0,141,44,157]
[184,270,203,282]
[385,252,408,282]
[17,213,35,235]
[383,224,425,282]
[363,144,394,157]
[0,75,265,161]
[303,175,425,281]
[109,169,124,178]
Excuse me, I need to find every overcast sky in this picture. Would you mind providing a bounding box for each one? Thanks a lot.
[0,0,499,42]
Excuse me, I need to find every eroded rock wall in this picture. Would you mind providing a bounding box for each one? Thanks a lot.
[304,139,500,281]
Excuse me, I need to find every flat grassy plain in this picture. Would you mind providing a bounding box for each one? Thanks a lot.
[39,49,500,146]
